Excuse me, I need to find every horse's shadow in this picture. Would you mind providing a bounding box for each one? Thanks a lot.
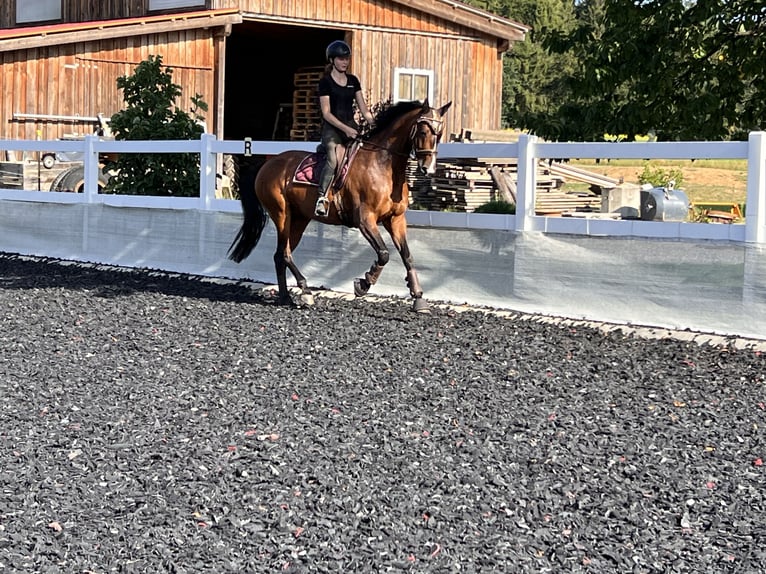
[0,252,273,306]
[0,252,458,314]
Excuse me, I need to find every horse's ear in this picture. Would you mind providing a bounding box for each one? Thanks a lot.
[422,98,430,110]
[438,101,453,116]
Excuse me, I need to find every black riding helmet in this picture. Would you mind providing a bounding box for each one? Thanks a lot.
[326,40,351,62]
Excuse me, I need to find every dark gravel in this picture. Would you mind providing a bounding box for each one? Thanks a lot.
[1,253,764,573]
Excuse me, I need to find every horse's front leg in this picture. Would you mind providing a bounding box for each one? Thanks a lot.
[355,220,390,298]
[272,244,293,306]
[383,214,429,313]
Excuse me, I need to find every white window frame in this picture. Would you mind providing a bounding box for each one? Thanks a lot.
[393,68,434,104]
[16,0,62,24]
[148,0,206,10]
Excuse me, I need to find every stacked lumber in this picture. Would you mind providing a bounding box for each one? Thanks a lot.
[290,66,323,141]
[421,158,502,211]
[419,158,575,213]
[547,161,621,191]
[453,128,520,143]
[406,159,432,207]
[535,189,602,215]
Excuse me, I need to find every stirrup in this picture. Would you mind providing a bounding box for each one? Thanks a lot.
[315,196,329,217]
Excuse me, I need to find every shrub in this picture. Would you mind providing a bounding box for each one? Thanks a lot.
[104,55,208,197]
[638,163,685,189]
[473,200,516,214]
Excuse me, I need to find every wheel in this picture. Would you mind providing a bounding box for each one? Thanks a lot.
[640,190,658,221]
[50,166,109,193]
[41,153,56,169]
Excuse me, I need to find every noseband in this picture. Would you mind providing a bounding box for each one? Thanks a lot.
[410,114,444,158]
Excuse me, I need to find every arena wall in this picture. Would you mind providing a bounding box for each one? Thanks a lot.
[1,135,765,340]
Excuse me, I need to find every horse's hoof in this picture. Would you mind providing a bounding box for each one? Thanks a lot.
[412,298,430,313]
[300,292,315,306]
[354,278,369,297]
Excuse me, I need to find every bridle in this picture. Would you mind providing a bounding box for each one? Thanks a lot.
[355,108,445,171]
[410,113,445,159]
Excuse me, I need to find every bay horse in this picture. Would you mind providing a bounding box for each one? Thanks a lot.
[228,99,452,312]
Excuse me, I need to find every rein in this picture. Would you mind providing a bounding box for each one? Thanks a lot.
[355,138,409,157]
[356,113,444,159]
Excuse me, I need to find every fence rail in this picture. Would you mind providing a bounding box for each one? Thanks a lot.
[1,132,764,243]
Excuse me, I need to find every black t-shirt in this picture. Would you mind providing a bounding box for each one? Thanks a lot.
[318,73,362,127]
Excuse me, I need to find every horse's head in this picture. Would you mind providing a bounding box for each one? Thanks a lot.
[411,100,452,175]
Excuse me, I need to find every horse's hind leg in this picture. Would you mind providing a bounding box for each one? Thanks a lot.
[271,222,304,306]
[273,247,311,306]
[286,217,315,306]
[272,248,293,305]
[383,214,429,313]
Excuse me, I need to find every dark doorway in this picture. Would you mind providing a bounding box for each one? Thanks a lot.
[223,21,342,141]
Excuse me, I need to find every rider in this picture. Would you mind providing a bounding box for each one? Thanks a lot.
[315,39,375,217]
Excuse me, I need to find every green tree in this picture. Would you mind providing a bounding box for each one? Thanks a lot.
[105,55,208,196]
[543,0,766,141]
[464,0,578,132]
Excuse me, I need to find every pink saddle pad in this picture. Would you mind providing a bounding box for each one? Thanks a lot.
[293,153,324,186]
[292,142,361,189]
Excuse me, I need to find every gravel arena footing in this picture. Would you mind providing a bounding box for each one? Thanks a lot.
[1,253,764,573]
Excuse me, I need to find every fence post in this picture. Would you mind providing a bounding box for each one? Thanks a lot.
[199,133,216,210]
[515,134,537,232]
[746,131,766,244]
[83,135,99,203]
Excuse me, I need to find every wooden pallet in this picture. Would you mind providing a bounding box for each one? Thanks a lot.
[293,89,316,100]
[291,67,323,141]
[290,128,320,141]
[293,66,324,88]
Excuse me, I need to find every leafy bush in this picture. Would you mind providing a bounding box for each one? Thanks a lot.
[638,162,684,189]
[104,55,208,197]
[473,200,516,214]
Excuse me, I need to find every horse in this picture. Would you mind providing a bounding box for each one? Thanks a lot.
[228,99,452,312]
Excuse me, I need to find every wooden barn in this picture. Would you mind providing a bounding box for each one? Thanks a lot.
[0,1,528,144]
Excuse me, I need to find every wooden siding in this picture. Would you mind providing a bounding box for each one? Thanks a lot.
[225,0,508,133]
[0,31,215,141]
[1,1,524,142]
[354,27,505,133]
[1,1,211,27]
[216,0,525,42]
[1,0,524,39]
[224,0,483,38]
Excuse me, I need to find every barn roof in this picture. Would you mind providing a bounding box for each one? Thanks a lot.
[393,0,528,45]
[0,9,243,53]
[0,2,528,54]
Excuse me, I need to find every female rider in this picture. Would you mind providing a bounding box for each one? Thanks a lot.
[315,40,375,217]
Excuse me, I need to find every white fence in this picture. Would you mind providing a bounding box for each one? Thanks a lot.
[1,134,765,340]
[1,132,765,243]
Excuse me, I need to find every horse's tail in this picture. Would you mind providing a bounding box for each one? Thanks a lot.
[228,164,268,263]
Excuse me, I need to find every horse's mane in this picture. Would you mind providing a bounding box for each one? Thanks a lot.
[365,100,425,139]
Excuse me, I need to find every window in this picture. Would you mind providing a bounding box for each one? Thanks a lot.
[148,0,206,10]
[393,68,434,104]
[16,0,61,24]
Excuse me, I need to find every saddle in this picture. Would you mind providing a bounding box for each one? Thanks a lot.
[292,140,362,190]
